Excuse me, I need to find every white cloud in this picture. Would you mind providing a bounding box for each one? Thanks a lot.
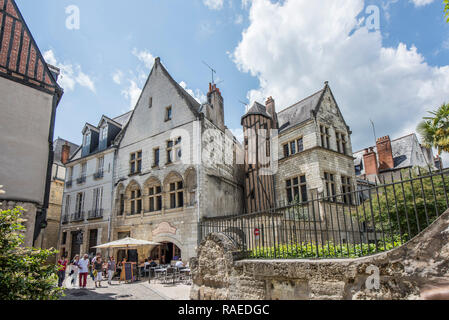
[410,0,434,7]
[232,0,449,153]
[121,80,142,110]
[112,70,124,85]
[43,49,96,93]
[179,81,207,104]
[203,0,224,10]
[132,48,156,70]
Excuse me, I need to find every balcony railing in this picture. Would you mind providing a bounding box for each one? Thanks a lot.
[94,170,104,180]
[76,175,86,185]
[71,211,85,222]
[88,209,104,220]
[66,180,73,188]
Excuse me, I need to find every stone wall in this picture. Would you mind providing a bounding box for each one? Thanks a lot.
[190,209,449,300]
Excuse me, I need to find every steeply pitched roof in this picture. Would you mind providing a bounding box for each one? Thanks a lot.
[53,138,79,166]
[353,133,433,175]
[0,0,61,96]
[113,111,133,127]
[277,89,325,133]
[242,102,271,123]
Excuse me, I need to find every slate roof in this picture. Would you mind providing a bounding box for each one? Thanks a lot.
[277,89,325,133]
[53,138,79,166]
[113,111,133,127]
[242,102,271,122]
[353,133,433,175]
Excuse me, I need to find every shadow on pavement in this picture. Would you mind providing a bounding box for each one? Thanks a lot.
[61,289,117,301]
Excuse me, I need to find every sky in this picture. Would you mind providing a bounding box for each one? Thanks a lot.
[15,0,449,164]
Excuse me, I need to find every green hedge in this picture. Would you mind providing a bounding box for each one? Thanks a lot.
[248,237,404,259]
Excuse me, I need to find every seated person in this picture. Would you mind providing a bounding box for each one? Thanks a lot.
[175,260,185,268]
[149,259,157,268]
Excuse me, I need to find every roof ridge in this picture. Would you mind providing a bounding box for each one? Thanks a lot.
[278,88,324,115]
[353,133,417,154]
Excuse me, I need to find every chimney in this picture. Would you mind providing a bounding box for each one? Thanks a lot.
[376,136,394,171]
[265,96,278,129]
[207,83,225,131]
[363,147,378,175]
[61,143,71,165]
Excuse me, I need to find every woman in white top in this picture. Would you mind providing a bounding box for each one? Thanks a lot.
[71,255,80,287]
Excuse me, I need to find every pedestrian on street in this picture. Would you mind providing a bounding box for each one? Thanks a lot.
[57,255,68,287]
[78,254,90,289]
[71,255,80,287]
[93,256,103,288]
[107,256,116,285]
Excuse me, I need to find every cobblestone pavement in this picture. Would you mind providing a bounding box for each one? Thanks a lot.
[60,274,190,300]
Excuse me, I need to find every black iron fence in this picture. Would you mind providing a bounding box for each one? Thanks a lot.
[199,167,449,259]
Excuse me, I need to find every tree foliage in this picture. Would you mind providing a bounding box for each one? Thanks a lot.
[417,103,449,155]
[0,205,64,300]
[445,0,449,23]
[357,168,449,240]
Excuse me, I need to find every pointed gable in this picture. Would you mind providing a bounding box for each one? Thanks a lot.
[0,0,60,95]
[117,57,202,147]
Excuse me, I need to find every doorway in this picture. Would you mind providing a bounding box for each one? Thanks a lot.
[150,242,181,264]
[70,231,83,261]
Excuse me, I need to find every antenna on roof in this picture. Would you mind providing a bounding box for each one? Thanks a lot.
[370,119,377,145]
[239,100,249,113]
[202,61,216,84]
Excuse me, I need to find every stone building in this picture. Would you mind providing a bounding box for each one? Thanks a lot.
[59,58,244,263]
[58,112,132,261]
[34,138,78,262]
[0,0,63,247]
[353,133,439,184]
[111,58,243,263]
[242,82,356,212]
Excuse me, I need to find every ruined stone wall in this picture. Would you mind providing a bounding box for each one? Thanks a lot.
[191,209,449,300]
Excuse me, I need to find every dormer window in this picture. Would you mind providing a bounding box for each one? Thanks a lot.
[100,125,108,141]
[84,131,91,146]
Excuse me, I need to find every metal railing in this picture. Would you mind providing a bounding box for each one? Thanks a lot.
[88,208,104,220]
[199,167,449,259]
[71,211,85,222]
[94,170,104,180]
[76,175,86,184]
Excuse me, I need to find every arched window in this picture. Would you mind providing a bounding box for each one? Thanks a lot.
[164,172,184,210]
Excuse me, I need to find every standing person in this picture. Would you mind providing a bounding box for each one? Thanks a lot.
[93,256,103,288]
[107,257,116,285]
[71,255,80,287]
[57,255,68,287]
[90,252,101,281]
[78,254,90,289]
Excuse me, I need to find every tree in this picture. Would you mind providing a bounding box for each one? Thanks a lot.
[356,168,449,240]
[0,189,63,300]
[445,0,449,23]
[417,103,449,155]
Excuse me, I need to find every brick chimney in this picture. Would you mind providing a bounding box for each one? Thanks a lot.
[265,96,278,129]
[61,143,71,165]
[376,136,394,171]
[363,147,378,175]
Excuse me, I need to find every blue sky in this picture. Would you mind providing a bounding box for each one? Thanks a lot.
[16,0,449,161]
